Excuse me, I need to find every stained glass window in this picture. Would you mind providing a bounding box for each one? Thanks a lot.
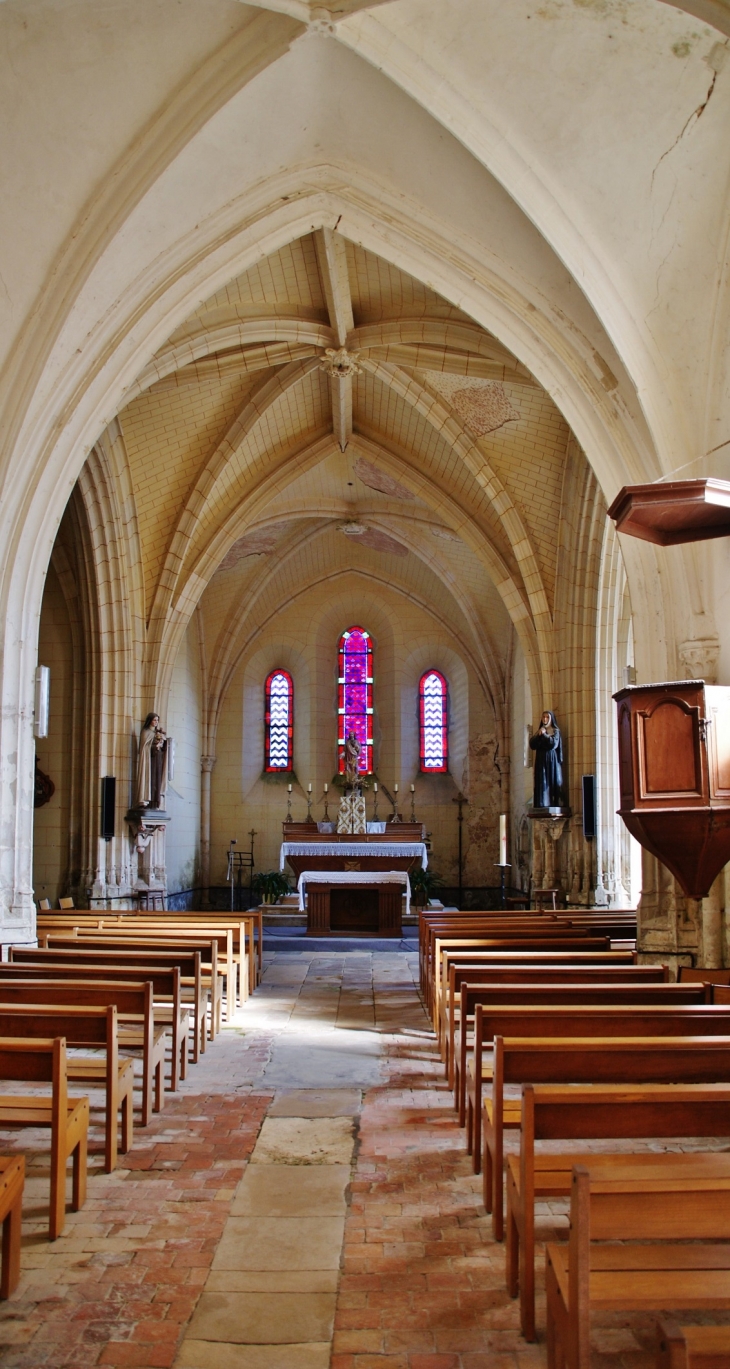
[337,626,373,775]
[419,670,448,772]
[265,670,293,771]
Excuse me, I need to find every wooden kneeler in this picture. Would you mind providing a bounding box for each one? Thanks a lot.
[0,1157,24,1298]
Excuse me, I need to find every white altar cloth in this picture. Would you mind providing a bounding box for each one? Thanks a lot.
[297,869,411,915]
[280,841,427,871]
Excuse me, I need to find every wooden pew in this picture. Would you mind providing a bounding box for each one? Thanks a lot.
[0,1004,131,1173]
[680,967,730,985]
[94,917,248,1007]
[546,1158,730,1369]
[11,947,207,1064]
[465,1003,730,1172]
[0,965,184,1117]
[37,934,220,1042]
[485,1024,723,1209]
[657,1319,730,1368]
[418,912,636,999]
[446,962,670,1090]
[431,942,626,1037]
[0,979,164,1132]
[427,931,614,1022]
[0,1157,23,1298]
[38,909,263,996]
[506,1078,730,1336]
[453,981,709,1123]
[0,1038,89,1239]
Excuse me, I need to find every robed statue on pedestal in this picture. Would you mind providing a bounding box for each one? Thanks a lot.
[529,710,564,808]
[134,713,169,809]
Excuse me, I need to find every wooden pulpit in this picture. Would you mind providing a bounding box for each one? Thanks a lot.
[614,680,730,897]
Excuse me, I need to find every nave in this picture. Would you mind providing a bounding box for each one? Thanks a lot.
[0,946,727,1369]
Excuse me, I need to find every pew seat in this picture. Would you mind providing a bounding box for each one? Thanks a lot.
[546,1166,730,1369]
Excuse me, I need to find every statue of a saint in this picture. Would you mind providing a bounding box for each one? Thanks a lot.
[342,731,362,785]
[135,713,168,809]
[529,710,564,808]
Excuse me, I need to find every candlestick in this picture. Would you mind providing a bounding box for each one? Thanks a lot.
[373,782,379,821]
[410,784,416,823]
[499,813,507,866]
[322,783,330,822]
[286,783,292,822]
[391,784,400,823]
[306,784,313,822]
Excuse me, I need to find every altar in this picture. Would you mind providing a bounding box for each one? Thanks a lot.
[280,821,426,937]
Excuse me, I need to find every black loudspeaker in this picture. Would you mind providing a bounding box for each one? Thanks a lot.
[582,774,596,840]
[101,776,116,841]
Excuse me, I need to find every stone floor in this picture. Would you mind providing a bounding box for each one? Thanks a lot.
[0,950,726,1368]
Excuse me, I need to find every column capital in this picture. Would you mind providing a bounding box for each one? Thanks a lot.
[201,755,217,773]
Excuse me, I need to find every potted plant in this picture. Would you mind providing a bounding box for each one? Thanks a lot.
[410,866,442,908]
[251,870,292,905]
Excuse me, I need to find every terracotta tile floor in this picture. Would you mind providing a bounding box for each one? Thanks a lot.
[0,950,727,1368]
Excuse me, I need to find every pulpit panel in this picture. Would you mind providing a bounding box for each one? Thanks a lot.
[636,697,704,801]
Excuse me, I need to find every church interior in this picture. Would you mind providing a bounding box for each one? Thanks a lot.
[2,0,730,1364]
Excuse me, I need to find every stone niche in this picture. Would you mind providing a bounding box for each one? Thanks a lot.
[614,680,730,898]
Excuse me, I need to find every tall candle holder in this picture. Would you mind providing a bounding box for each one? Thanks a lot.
[306,783,313,822]
[323,783,330,822]
[286,783,292,823]
[494,861,511,911]
[391,783,401,823]
[410,784,416,822]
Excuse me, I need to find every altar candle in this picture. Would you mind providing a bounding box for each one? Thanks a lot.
[373,783,378,792]
[499,813,507,865]
[287,783,292,793]
[324,783,328,793]
[394,783,399,794]
[410,784,415,793]
[308,782,312,793]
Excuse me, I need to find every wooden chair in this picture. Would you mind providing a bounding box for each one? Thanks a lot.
[466,1002,730,1172]
[656,1318,730,1368]
[533,888,559,910]
[500,1065,730,1338]
[546,1162,730,1369]
[58,897,74,910]
[0,1157,24,1298]
[0,1004,131,1172]
[0,1038,89,1239]
[38,899,51,911]
[0,967,182,1121]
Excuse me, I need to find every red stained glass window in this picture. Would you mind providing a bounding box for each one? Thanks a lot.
[265,669,293,771]
[419,670,448,772]
[337,626,373,775]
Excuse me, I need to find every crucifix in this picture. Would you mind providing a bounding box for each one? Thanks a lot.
[452,792,469,909]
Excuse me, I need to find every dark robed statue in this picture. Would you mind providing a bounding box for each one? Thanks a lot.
[529,709,564,808]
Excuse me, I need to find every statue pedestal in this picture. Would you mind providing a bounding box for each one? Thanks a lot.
[527,807,571,898]
[125,807,169,901]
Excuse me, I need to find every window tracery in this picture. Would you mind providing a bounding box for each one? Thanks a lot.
[337,626,373,775]
[419,670,448,772]
[265,669,293,771]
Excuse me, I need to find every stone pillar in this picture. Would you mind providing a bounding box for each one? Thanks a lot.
[200,756,217,907]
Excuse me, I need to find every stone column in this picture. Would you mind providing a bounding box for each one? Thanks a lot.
[200,756,217,907]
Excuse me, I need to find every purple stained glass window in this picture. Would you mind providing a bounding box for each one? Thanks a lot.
[419,670,448,772]
[337,626,373,775]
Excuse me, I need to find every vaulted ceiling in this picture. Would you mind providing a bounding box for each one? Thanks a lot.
[115,230,577,717]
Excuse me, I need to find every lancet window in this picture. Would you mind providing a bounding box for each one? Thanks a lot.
[338,626,373,774]
[264,669,293,771]
[419,669,448,772]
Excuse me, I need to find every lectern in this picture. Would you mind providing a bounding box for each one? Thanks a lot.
[614,680,730,897]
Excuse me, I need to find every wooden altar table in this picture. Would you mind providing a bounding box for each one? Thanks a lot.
[299,871,409,937]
